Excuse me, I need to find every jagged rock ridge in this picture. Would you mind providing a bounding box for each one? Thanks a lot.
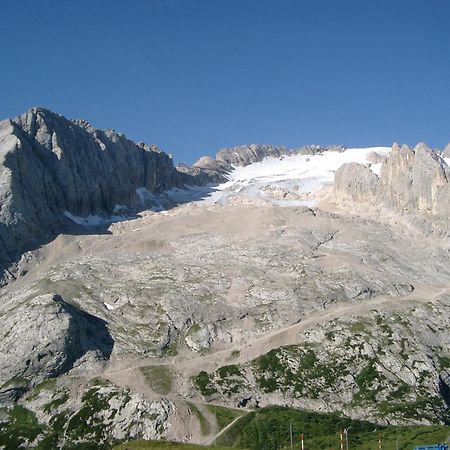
[334,143,450,231]
[0,107,349,280]
[194,143,346,169]
[0,107,224,277]
[2,108,450,446]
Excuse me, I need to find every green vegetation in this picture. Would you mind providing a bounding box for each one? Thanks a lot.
[43,392,69,413]
[193,315,445,422]
[354,358,385,403]
[187,403,210,436]
[206,404,243,429]
[193,371,218,396]
[438,355,450,369]
[0,405,45,449]
[113,439,237,449]
[140,365,173,395]
[350,321,368,334]
[194,364,246,398]
[29,378,57,399]
[215,365,245,395]
[186,324,201,336]
[1,401,448,450]
[0,377,29,390]
[214,405,450,450]
[252,344,348,398]
[64,387,112,442]
[89,376,111,387]
[162,339,179,356]
[0,386,116,449]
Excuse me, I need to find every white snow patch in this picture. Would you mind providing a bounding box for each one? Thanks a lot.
[67,147,393,223]
[136,187,154,206]
[136,187,165,210]
[370,162,383,176]
[104,302,116,311]
[444,158,450,167]
[64,211,128,227]
[113,204,128,213]
[189,146,391,207]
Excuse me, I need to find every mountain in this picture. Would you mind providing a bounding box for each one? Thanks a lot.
[1,108,450,449]
[335,143,450,234]
[0,107,225,282]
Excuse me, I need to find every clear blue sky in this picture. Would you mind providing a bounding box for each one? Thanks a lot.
[1,0,449,164]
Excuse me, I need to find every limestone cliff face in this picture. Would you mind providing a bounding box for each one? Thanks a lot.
[0,107,220,275]
[215,144,291,166]
[334,143,450,223]
[214,143,346,167]
[379,143,450,216]
[334,162,379,202]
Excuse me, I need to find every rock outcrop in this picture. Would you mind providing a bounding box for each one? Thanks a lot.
[0,107,223,279]
[366,150,386,164]
[215,144,291,166]
[214,144,346,167]
[334,143,450,225]
[0,293,113,401]
[334,162,379,201]
[4,107,450,446]
[442,142,450,158]
[379,143,450,216]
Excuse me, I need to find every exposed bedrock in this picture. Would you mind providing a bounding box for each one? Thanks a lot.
[0,293,113,403]
[0,108,223,277]
[214,143,346,167]
[334,143,450,227]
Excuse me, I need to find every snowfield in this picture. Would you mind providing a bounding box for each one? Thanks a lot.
[190,146,392,207]
[64,147,391,226]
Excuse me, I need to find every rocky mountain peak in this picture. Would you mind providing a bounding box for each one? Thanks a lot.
[335,142,450,228]
[0,108,224,280]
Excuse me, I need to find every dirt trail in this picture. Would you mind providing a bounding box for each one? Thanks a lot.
[103,284,449,395]
[101,284,450,446]
[204,413,245,446]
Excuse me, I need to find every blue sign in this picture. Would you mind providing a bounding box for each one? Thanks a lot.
[413,445,448,450]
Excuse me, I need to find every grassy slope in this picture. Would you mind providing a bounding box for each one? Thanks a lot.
[113,440,237,450]
[214,406,450,450]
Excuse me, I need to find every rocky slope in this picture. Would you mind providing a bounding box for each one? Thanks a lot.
[0,108,347,284]
[334,143,450,233]
[2,108,450,447]
[2,199,450,446]
[195,143,346,169]
[0,107,225,282]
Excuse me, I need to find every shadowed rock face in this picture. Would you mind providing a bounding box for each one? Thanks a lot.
[335,143,450,225]
[0,293,113,403]
[0,108,224,277]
